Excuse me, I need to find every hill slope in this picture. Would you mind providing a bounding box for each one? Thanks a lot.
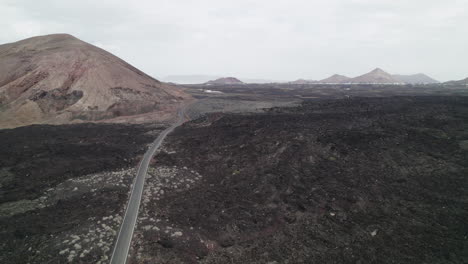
[349,68,400,84]
[0,34,190,129]
[444,77,468,85]
[392,73,439,84]
[319,74,351,83]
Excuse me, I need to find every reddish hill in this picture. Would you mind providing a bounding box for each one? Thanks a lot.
[0,34,190,129]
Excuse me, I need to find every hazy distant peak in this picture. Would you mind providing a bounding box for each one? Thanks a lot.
[205,77,244,85]
[319,74,350,83]
[443,77,468,85]
[348,68,399,84]
[371,67,386,73]
[295,69,440,84]
[392,73,439,84]
[331,74,347,77]
[290,79,317,84]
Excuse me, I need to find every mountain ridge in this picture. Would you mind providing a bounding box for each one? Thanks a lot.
[444,77,468,85]
[347,68,400,84]
[304,69,439,84]
[392,73,439,84]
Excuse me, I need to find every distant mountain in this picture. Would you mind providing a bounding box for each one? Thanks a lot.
[205,77,244,85]
[240,78,282,84]
[290,79,317,84]
[163,75,221,84]
[444,77,468,85]
[290,69,442,85]
[163,75,280,84]
[0,34,189,129]
[348,68,400,84]
[392,73,439,84]
[319,74,351,83]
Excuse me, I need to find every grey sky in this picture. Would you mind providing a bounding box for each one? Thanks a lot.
[1,0,467,81]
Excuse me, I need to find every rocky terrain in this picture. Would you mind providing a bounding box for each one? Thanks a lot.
[0,122,166,263]
[1,79,467,264]
[184,82,468,101]
[0,34,190,129]
[131,96,468,263]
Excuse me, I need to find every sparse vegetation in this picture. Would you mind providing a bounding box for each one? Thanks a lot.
[0,123,164,263]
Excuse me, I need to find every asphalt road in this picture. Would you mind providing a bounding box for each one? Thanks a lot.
[110,107,186,264]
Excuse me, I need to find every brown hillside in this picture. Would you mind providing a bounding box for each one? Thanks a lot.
[0,34,190,128]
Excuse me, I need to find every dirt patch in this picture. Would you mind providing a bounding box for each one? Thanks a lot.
[29,88,83,112]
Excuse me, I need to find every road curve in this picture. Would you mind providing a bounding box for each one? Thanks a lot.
[110,107,187,264]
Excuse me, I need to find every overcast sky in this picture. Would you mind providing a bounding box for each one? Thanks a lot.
[1,0,467,81]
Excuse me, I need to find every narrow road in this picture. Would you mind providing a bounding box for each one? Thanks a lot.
[110,107,187,264]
